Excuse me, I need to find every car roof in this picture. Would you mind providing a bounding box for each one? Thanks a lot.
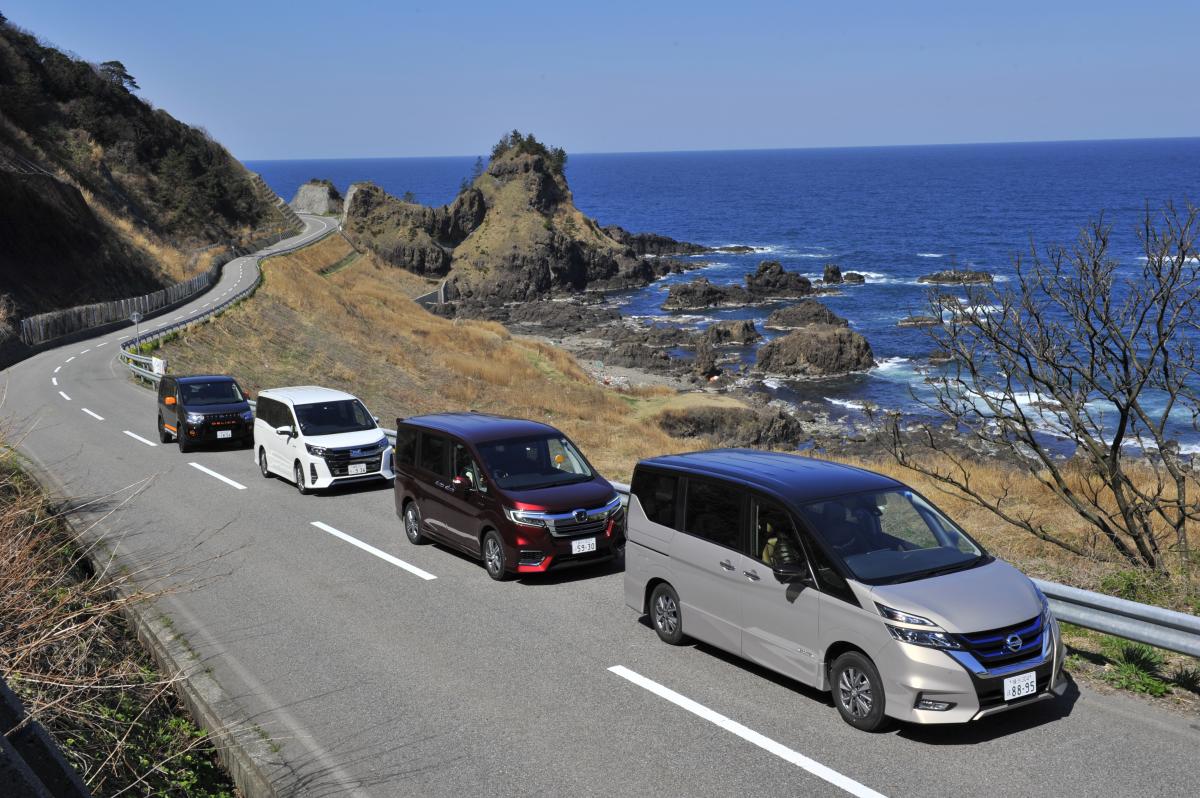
[173,375,237,384]
[637,448,903,505]
[258,385,358,405]
[400,412,562,443]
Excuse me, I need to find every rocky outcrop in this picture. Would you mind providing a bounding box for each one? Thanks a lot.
[843,272,866,284]
[898,315,941,328]
[756,325,875,377]
[765,300,848,330]
[918,269,993,284]
[290,179,343,214]
[823,264,843,284]
[602,226,710,256]
[657,405,804,448]
[744,261,813,297]
[704,319,762,346]
[662,278,750,310]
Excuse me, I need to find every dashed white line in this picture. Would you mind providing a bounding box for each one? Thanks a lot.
[54,365,61,373]
[174,315,185,321]
[156,322,168,328]
[310,522,437,580]
[122,430,157,447]
[607,666,887,798]
[65,356,75,363]
[188,462,247,490]
[118,335,129,341]
[97,341,108,347]
[202,302,211,308]
[82,408,104,421]
[51,377,58,386]
[80,348,91,354]
[58,390,71,401]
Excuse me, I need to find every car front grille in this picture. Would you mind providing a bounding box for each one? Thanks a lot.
[323,443,386,477]
[200,412,242,426]
[954,614,1045,670]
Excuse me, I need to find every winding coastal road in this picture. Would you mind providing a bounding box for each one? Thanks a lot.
[3,216,1198,797]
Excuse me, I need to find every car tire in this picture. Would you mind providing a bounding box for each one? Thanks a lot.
[258,448,271,479]
[482,530,509,581]
[831,651,889,732]
[157,415,171,443]
[403,502,427,544]
[294,461,310,495]
[178,431,191,453]
[649,583,686,645]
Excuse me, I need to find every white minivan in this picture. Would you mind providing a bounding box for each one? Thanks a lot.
[253,386,394,494]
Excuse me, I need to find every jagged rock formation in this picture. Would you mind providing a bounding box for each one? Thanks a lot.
[341,132,708,301]
[843,272,866,284]
[756,326,875,377]
[663,261,816,310]
[290,179,343,214]
[602,226,711,256]
[824,264,843,284]
[704,319,762,346]
[745,261,813,297]
[918,269,993,284]
[765,300,849,330]
[657,405,804,448]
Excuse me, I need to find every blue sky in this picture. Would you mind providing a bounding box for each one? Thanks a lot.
[5,1,1197,159]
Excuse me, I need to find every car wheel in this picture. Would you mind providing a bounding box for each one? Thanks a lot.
[482,530,508,581]
[831,651,889,732]
[294,461,310,495]
[157,415,171,443]
[649,583,686,645]
[178,431,191,453]
[404,502,427,544]
[258,448,271,478]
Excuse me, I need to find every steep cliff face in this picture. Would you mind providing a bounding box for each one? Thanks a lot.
[341,133,704,301]
[290,179,343,214]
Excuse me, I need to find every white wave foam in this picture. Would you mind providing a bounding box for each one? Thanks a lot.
[763,378,784,390]
[1136,255,1200,264]
[917,253,944,258]
[824,397,874,411]
[872,357,912,373]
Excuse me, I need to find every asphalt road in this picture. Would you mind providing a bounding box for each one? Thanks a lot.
[3,216,1198,797]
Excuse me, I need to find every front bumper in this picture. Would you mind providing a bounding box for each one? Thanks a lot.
[181,419,253,443]
[305,448,395,490]
[876,616,1066,724]
[511,518,622,574]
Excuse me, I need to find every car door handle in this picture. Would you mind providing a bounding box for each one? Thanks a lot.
[743,570,761,581]
[719,559,735,571]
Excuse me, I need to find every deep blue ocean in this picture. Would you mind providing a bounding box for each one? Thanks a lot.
[248,138,1200,450]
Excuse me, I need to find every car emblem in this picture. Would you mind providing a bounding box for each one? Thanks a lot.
[1005,633,1023,653]
[350,449,363,457]
[573,509,588,523]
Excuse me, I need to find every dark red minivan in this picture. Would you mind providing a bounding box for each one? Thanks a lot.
[393,413,623,580]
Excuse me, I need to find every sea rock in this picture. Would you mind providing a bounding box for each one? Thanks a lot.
[289,178,343,214]
[601,225,711,256]
[843,272,866,284]
[657,405,804,448]
[745,261,813,297]
[503,300,621,333]
[917,269,994,285]
[704,319,762,346]
[597,341,676,372]
[765,300,848,330]
[714,245,755,253]
[662,278,750,310]
[608,324,693,348]
[898,315,941,328]
[823,264,843,284]
[692,340,720,378]
[928,348,954,364]
[756,325,875,377]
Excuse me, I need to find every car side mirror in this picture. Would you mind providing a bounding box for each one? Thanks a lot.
[164,396,176,406]
[373,415,380,424]
[773,561,814,585]
[275,426,293,437]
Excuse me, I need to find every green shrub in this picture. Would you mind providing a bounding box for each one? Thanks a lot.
[1104,662,1170,696]
[1098,569,1170,605]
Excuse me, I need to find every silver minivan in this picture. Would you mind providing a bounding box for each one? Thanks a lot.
[623,449,1066,731]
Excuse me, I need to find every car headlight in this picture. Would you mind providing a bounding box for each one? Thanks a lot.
[240,410,254,422]
[603,495,622,516]
[884,624,962,649]
[504,507,548,527]
[875,603,936,626]
[306,443,328,456]
[186,412,205,424]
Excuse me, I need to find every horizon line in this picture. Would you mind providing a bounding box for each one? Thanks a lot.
[241,134,1200,164]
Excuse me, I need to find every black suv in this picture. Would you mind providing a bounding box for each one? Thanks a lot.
[157,375,254,452]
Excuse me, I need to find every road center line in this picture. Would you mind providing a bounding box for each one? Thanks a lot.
[118,335,129,341]
[122,430,157,447]
[97,341,108,347]
[607,666,887,798]
[82,408,104,421]
[51,377,58,386]
[80,348,90,354]
[174,315,184,321]
[58,390,71,401]
[54,365,61,373]
[188,462,247,490]
[65,356,75,363]
[310,521,437,581]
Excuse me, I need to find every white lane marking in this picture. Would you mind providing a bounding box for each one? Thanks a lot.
[58,391,71,401]
[156,322,168,328]
[65,356,75,363]
[97,341,108,347]
[122,430,157,447]
[189,462,247,490]
[174,315,185,321]
[54,365,61,373]
[310,522,437,581]
[118,335,129,341]
[82,408,104,421]
[202,303,211,308]
[80,348,91,354]
[51,377,58,386]
[607,666,887,798]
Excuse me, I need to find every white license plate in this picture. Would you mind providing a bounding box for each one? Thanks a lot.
[348,463,368,475]
[1003,671,1037,701]
[216,430,232,439]
[571,537,597,555]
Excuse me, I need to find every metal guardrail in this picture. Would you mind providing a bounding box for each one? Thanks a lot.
[117,228,1199,662]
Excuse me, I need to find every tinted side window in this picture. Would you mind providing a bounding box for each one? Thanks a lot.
[802,531,859,607]
[683,478,742,549]
[394,427,418,467]
[159,377,174,399]
[631,469,679,529]
[751,498,805,569]
[453,441,487,493]
[418,432,449,477]
[256,398,275,427]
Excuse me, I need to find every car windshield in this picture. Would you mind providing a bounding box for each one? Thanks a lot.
[476,435,594,490]
[797,489,985,585]
[181,380,244,406]
[293,399,376,436]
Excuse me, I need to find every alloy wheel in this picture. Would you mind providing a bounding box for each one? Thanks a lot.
[653,592,679,636]
[838,667,873,718]
[484,536,502,576]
